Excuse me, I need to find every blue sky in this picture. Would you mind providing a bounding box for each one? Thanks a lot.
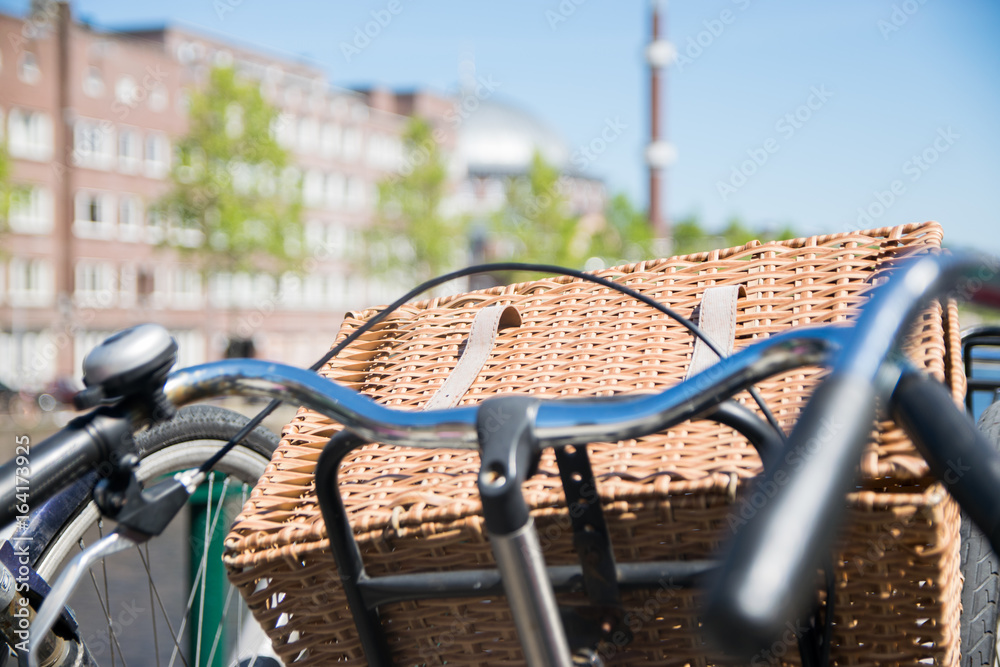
[4,0,998,251]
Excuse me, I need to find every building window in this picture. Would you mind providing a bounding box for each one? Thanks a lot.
[254,273,275,303]
[209,272,232,308]
[346,176,367,210]
[74,191,116,238]
[149,84,168,112]
[83,66,104,97]
[8,258,54,307]
[9,186,53,234]
[231,272,253,308]
[170,330,205,369]
[324,173,344,209]
[146,209,165,243]
[367,134,402,170]
[326,273,351,309]
[327,223,348,258]
[17,52,40,84]
[74,261,117,308]
[73,119,115,170]
[152,266,170,309]
[320,123,340,157]
[342,127,362,161]
[7,109,52,161]
[303,170,324,207]
[118,195,143,241]
[303,274,325,309]
[168,217,204,248]
[118,128,142,173]
[304,220,324,250]
[144,133,169,178]
[297,117,318,153]
[0,330,57,390]
[119,264,137,307]
[115,75,139,106]
[171,267,202,310]
[279,272,302,309]
[273,112,296,149]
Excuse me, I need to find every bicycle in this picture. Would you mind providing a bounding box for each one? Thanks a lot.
[3,250,1000,666]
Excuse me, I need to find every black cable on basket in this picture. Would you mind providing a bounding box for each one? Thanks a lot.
[197,261,787,475]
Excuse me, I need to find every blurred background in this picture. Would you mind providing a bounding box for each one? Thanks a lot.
[0,0,998,430]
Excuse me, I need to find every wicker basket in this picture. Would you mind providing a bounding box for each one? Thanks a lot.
[224,221,966,666]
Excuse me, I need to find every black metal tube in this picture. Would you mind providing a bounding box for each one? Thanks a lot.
[0,408,128,526]
[704,400,784,471]
[358,560,717,609]
[893,368,1000,557]
[314,430,394,667]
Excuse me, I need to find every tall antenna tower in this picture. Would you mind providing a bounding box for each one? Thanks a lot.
[645,0,677,251]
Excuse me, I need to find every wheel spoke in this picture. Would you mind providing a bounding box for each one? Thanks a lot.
[175,474,232,667]
[139,542,177,667]
[143,542,162,667]
[195,474,214,667]
[137,544,189,667]
[97,520,123,667]
[81,536,131,667]
[236,482,249,660]
[204,580,240,667]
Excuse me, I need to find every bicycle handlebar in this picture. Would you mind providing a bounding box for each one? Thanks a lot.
[0,407,132,526]
[162,328,842,449]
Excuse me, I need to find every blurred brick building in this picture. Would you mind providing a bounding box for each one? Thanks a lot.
[0,3,604,389]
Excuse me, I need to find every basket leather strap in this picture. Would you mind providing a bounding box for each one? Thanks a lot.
[423,304,521,410]
[685,284,746,379]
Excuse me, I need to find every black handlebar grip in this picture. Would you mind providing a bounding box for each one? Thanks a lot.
[892,370,1000,558]
[0,409,129,527]
[705,374,877,657]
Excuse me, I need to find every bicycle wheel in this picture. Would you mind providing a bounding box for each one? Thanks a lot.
[14,405,280,667]
[960,399,1000,667]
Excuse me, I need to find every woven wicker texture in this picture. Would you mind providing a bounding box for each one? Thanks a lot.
[224,222,966,666]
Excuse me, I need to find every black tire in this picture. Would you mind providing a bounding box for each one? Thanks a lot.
[134,403,279,460]
[960,400,1000,667]
[10,405,280,667]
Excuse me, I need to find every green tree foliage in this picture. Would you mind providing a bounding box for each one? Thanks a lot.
[599,192,654,265]
[159,66,302,271]
[490,153,581,267]
[489,154,655,275]
[365,116,466,283]
[670,214,796,256]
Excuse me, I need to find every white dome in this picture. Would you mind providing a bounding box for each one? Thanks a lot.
[456,99,570,175]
